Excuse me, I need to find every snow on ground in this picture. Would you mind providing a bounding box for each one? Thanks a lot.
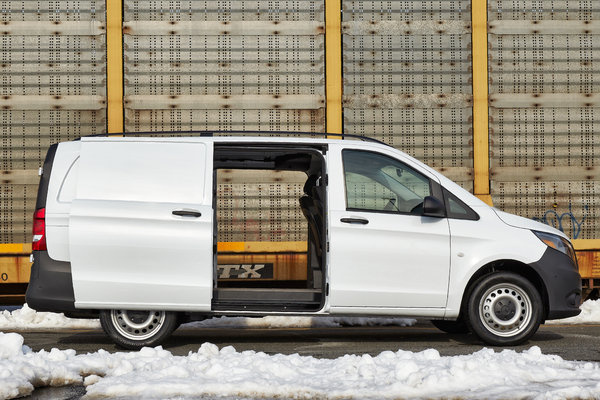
[186,315,416,329]
[1,331,599,400]
[546,299,600,325]
[2,299,599,331]
[0,304,100,330]
[1,302,600,399]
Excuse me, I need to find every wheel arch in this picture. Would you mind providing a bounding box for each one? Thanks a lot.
[459,259,549,321]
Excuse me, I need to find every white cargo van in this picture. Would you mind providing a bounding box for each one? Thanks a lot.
[26,134,581,349]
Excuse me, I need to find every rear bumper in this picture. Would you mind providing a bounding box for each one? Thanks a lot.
[529,247,582,320]
[26,251,96,318]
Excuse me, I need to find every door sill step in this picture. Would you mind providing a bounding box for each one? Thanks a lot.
[212,288,322,312]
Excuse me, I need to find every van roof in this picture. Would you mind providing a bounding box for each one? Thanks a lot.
[81,131,390,147]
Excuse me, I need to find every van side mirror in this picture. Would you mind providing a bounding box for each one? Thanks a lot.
[422,196,446,218]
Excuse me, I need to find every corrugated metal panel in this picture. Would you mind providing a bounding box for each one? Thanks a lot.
[0,186,37,246]
[489,1,597,20]
[342,0,473,189]
[123,1,325,241]
[216,170,307,242]
[126,109,323,132]
[0,1,107,243]
[123,0,325,133]
[489,0,600,239]
[489,108,599,167]
[492,181,599,240]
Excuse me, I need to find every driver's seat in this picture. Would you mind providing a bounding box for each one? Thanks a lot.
[299,175,322,258]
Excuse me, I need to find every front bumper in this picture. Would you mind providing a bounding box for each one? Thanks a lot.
[529,247,582,320]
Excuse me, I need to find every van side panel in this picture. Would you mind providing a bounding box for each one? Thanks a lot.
[69,139,214,311]
[45,141,81,261]
[443,206,547,318]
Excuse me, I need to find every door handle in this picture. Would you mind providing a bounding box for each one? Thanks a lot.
[172,210,202,218]
[340,217,369,225]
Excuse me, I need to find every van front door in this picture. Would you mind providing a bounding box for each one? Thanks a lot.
[69,139,214,311]
[328,147,450,313]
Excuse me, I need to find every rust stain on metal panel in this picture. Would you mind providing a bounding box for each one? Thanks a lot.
[0,256,32,283]
[576,250,600,279]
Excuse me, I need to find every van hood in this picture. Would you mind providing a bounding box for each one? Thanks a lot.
[492,209,569,239]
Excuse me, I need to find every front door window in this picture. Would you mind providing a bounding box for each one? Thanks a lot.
[342,150,431,215]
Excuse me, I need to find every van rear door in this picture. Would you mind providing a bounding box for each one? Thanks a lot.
[69,138,213,311]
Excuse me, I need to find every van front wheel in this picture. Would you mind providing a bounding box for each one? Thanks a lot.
[100,309,178,350]
[467,272,543,346]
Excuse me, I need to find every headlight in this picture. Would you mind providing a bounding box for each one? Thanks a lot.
[533,230,578,267]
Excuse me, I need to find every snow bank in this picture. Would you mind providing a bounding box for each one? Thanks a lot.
[546,299,600,325]
[0,304,100,330]
[1,333,599,400]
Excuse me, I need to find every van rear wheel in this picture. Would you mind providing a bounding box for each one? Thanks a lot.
[100,309,178,350]
[467,272,542,346]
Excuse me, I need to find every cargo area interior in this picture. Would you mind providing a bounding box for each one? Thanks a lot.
[212,145,327,311]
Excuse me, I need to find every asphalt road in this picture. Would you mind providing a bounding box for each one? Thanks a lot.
[9,322,600,399]
[13,322,600,362]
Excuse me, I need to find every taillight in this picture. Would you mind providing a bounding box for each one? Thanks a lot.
[32,208,46,251]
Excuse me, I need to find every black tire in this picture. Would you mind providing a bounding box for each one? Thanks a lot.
[431,318,470,334]
[466,272,543,346]
[100,309,178,350]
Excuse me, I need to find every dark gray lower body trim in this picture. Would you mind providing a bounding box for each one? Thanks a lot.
[529,248,582,320]
[25,251,96,318]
